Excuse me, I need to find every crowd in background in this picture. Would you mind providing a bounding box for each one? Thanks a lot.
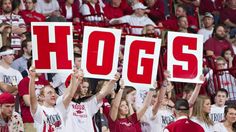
[1,0,236,131]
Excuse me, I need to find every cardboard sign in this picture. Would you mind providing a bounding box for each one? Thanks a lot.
[31,22,74,73]
[81,26,122,79]
[122,36,161,88]
[167,31,203,83]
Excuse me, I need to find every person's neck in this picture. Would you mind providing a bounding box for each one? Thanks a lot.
[0,112,9,122]
[0,61,10,69]
[215,103,224,107]
[23,53,31,59]
[112,2,119,7]
[43,102,54,108]
[65,2,72,7]
[119,114,126,119]
[205,25,213,30]
[224,120,233,130]
[3,12,11,16]
[179,28,188,33]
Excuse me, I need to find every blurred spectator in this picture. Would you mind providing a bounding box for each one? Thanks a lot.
[12,0,24,14]
[103,0,133,20]
[0,46,23,95]
[110,2,157,35]
[221,0,236,38]
[0,92,24,131]
[176,0,199,16]
[205,57,236,101]
[0,23,11,47]
[158,4,198,32]
[60,0,80,22]
[213,105,236,132]
[35,0,61,18]
[19,0,45,32]
[142,24,159,37]
[18,58,49,132]
[209,89,228,123]
[221,48,235,68]
[199,0,224,24]
[177,16,189,33]
[191,95,214,131]
[0,0,26,50]
[198,12,214,43]
[144,0,165,23]
[11,38,32,77]
[204,24,234,57]
[80,0,105,22]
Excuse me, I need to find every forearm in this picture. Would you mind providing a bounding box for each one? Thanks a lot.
[12,26,26,34]
[153,86,167,115]
[0,82,17,93]
[188,84,201,105]
[29,77,37,113]
[224,19,236,28]
[110,87,124,121]
[96,80,115,102]
[137,91,153,120]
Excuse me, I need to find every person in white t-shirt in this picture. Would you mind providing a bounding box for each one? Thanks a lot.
[0,46,23,95]
[213,105,236,132]
[65,73,120,132]
[109,2,158,35]
[209,88,228,123]
[35,0,60,17]
[29,67,83,132]
[198,12,214,43]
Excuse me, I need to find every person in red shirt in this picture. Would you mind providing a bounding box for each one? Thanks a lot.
[199,0,224,24]
[158,4,198,32]
[59,0,80,22]
[144,0,165,23]
[18,58,49,132]
[221,0,236,38]
[108,79,154,132]
[164,99,204,132]
[18,0,45,32]
[204,24,234,57]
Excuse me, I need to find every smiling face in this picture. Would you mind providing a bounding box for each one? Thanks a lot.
[118,100,129,117]
[225,108,236,124]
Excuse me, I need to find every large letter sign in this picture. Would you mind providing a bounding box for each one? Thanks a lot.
[81,26,122,79]
[31,22,74,73]
[167,31,203,83]
[122,36,161,88]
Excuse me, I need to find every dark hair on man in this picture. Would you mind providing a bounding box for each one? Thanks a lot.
[0,46,12,52]
[27,57,32,70]
[21,38,31,52]
[74,53,81,59]
[216,88,229,97]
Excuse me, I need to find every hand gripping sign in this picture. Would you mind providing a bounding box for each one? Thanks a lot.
[122,36,162,88]
[31,22,74,73]
[167,31,203,83]
[81,26,122,80]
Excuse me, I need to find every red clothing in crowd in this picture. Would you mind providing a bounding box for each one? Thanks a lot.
[103,4,124,20]
[204,37,234,57]
[60,3,81,22]
[199,0,224,15]
[19,10,45,32]
[161,16,198,31]
[108,113,142,132]
[165,117,204,132]
[145,0,165,23]
[18,76,49,123]
[220,7,236,24]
